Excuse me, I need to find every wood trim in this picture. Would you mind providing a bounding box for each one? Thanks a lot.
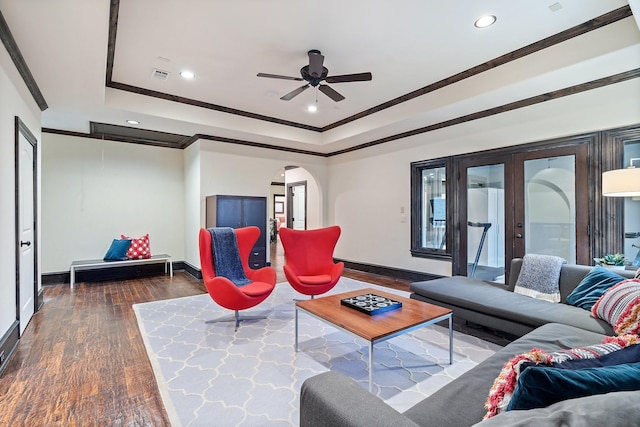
[336,258,442,282]
[0,11,48,110]
[106,0,119,86]
[37,288,44,311]
[600,125,640,257]
[42,127,185,149]
[107,81,323,132]
[176,261,201,280]
[193,134,327,157]
[0,321,20,376]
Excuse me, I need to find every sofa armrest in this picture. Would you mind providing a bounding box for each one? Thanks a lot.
[300,371,420,427]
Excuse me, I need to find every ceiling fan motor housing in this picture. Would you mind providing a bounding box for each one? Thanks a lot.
[300,65,329,87]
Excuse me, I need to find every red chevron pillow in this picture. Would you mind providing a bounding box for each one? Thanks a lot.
[121,233,151,259]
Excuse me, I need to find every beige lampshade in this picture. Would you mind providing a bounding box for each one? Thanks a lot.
[602,168,640,197]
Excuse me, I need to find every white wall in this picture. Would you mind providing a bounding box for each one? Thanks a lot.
[0,43,41,335]
[183,141,202,270]
[41,133,186,272]
[185,139,328,269]
[328,78,640,277]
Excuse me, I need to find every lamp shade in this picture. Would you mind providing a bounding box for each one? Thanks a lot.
[602,168,640,197]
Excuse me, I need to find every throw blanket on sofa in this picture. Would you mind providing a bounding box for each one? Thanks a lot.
[514,254,566,303]
[209,227,251,287]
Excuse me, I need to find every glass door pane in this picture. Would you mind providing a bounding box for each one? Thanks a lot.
[523,155,576,263]
[422,166,447,250]
[467,164,505,282]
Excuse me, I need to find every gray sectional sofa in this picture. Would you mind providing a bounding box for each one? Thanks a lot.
[299,261,640,426]
[300,323,640,427]
[409,259,635,337]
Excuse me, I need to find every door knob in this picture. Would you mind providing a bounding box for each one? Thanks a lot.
[20,240,31,247]
[515,233,523,239]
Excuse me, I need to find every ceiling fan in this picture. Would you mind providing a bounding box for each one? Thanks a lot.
[257,49,372,102]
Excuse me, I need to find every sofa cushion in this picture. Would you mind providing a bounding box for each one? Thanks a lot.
[410,277,613,335]
[472,390,640,427]
[402,323,607,427]
[566,265,626,310]
[506,362,640,411]
[592,279,640,335]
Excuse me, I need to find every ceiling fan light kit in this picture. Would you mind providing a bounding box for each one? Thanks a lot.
[257,49,372,102]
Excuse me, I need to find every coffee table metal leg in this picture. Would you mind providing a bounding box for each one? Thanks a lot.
[369,341,373,392]
[449,314,453,364]
[295,307,299,352]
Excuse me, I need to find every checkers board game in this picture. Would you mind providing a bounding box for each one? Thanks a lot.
[340,293,403,315]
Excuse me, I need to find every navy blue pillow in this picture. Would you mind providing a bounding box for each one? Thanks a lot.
[506,362,640,411]
[519,344,640,372]
[566,265,626,310]
[104,239,132,261]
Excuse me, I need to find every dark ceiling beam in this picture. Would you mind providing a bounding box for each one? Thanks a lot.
[106,81,323,133]
[0,10,48,111]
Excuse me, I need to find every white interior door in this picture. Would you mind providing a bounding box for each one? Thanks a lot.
[18,131,35,335]
[291,184,306,230]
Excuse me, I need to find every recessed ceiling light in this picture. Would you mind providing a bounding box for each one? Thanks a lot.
[549,2,563,12]
[306,104,318,113]
[474,15,497,28]
[180,70,195,79]
[126,120,140,125]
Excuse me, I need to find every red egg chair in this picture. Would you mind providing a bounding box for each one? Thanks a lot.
[199,227,276,328]
[279,225,344,299]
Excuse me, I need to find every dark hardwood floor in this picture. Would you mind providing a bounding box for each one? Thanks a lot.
[0,241,410,426]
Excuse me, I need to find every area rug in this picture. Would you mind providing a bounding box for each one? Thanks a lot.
[133,278,502,426]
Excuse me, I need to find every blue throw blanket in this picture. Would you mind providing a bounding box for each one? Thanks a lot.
[209,227,251,287]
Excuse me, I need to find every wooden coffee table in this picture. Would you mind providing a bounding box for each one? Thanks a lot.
[295,288,453,392]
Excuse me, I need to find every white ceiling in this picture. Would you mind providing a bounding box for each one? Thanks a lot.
[0,0,638,154]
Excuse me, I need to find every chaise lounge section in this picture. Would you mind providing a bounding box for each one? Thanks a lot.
[409,258,636,337]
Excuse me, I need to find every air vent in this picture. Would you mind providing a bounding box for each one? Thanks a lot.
[151,69,170,80]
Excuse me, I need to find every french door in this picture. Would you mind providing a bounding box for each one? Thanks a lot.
[457,143,590,282]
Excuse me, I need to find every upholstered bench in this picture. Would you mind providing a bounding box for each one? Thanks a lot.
[69,254,172,288]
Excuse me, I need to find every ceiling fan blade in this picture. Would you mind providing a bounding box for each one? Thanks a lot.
[280,84,310,101]
[319,84,345,102]
[257,72,304,81]
[325,72,372,83]
[308,50,325,78]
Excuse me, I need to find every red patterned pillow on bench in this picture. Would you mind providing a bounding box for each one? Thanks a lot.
[121,233,151,259]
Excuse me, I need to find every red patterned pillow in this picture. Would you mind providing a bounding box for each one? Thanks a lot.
[483,335,638,419]
[592,278,640,335]
[120,233,151,259]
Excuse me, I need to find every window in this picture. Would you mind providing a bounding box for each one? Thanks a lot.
[623,141,640,267]
[411,159,451,259]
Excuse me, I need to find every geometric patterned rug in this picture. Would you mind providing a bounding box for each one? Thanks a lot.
[133,277,502,426]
